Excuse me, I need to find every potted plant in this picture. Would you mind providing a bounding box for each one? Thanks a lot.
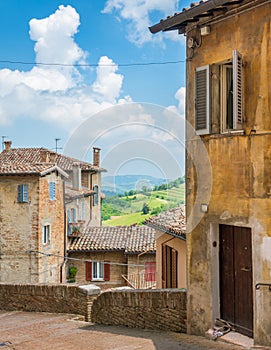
[68,266,77,283]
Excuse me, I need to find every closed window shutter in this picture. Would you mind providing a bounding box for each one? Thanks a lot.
[171,249,178,288]
[49,182,56,200]
[162,244,167,288]
[86,261,92,281]
[81,202,85,220]
[195,65,210,135]
[67,209,71,223]
[104,261,110,281]
[233,50,242,129]
[145,262,156,282]
[18,184,28,202]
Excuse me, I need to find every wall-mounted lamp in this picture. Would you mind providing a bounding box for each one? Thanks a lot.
[200,26,211,36]
[201,203,208,213]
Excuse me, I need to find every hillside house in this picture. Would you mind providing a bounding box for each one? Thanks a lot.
[150,0,271,346]
[68,225,156,290]
[0,141,105,283]
[145,206,186,289]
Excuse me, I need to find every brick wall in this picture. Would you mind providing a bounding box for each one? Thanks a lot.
[0,283,99,321]
[92,289,187,333]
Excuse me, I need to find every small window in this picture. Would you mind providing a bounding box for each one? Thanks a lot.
[85,261,110,281]
[93,185,99,206]
[81,202,85,221]
[49,182,56,200]
[18,184,29,203]
[71,208,77,223]
[43,225,50,244]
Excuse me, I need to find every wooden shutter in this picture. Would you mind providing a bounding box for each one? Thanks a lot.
[171,249,178,288]
[104,261,110,281]
[233,50,242,129]
[195,65,210,135]
[86,261,92,281]
[145,262,156,282]
[49,182,56,200]
[18,184,28,202]
[162,244,167,288]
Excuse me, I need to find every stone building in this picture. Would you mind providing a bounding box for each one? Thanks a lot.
[0,141,105,283]
[150,0,271,347]
[68,225,156,290]
[145,206,186,289]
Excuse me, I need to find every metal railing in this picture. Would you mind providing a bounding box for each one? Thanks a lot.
[122,272,156,289]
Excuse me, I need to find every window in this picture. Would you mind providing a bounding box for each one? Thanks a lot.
[71,208,77,223]
[195,50,242,135]
[42,225,50,244]
[18,184,29,203]
[49,182,56,200]
[93,185,99,206]
[85,261,110,281]
[81,202,85,221]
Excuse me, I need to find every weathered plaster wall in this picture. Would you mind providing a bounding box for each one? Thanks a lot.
[185,2,271,346]
[156,232,186,289]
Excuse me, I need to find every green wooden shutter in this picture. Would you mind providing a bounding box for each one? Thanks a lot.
[233,50,242,129]
[195,65,210,135]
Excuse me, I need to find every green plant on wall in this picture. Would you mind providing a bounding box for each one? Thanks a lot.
[68,266,77,283]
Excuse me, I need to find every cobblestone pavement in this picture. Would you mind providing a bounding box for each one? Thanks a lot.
[0,311,246,350]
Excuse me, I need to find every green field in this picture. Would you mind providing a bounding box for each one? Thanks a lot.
[102,180,185,226]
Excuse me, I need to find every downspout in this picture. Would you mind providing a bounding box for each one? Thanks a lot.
[60,179,67,283]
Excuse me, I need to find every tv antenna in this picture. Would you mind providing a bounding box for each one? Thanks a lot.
[55,138,63,153]
[1,136,7,151]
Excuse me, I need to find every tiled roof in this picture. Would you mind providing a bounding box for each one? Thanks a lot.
[0,163,68,177]
[144,206,186,239]
[149,0,247,34]
[0,147,105,172]
[65,185,95,200]
[68,226,156,254]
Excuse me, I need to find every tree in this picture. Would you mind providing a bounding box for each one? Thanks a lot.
[142,202,150,215]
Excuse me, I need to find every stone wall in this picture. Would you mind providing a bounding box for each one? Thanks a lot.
[92,289,187,333]
[0,283,100,322]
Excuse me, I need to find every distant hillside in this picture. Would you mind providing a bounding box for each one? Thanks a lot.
[102,174,169,196]
[102,177,185,226]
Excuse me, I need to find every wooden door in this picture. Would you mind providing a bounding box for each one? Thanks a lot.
[219,225,253,337]
[162,244,178,288]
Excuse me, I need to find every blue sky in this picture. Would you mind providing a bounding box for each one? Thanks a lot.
[0,0,190,180]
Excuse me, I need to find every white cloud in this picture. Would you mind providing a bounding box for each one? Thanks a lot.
[103,0,181,46]
[167,86,186,116]
[0,5,127,128]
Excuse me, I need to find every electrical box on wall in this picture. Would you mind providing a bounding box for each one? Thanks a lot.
[200,26,211,36]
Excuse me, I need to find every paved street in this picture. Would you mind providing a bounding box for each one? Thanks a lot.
[0,311,246,350]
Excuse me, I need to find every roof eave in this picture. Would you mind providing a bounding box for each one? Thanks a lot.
[149,0,235,34]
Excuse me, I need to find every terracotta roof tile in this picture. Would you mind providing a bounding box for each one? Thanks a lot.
[0,163,67,176]
[0,148,105,172]
[144,206,186,239]
[68,226,156,254]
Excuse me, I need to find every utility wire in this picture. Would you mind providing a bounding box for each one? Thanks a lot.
[28,250,146,267]
[0,59,185,68]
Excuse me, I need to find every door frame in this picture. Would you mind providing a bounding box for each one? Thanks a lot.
[209,222,254,336]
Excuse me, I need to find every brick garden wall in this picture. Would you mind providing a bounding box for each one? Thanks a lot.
[92,289,187,333]
[0,283,99,321]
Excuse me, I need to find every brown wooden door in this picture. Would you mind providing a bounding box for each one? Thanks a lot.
[162,244,178,288]
[219,225,253,337]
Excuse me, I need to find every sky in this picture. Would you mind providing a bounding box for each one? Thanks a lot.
[0,0,191,181]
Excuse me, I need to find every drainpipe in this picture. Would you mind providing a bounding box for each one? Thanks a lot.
[60,180,67,283]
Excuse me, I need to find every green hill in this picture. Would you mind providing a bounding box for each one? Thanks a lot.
[102,177,185,226]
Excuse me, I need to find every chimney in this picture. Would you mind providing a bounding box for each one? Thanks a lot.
[40,150,49,162]
[72,162,81,190]
[49,151,57,163]
[93,147,101,167]
[4,140,12,151]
